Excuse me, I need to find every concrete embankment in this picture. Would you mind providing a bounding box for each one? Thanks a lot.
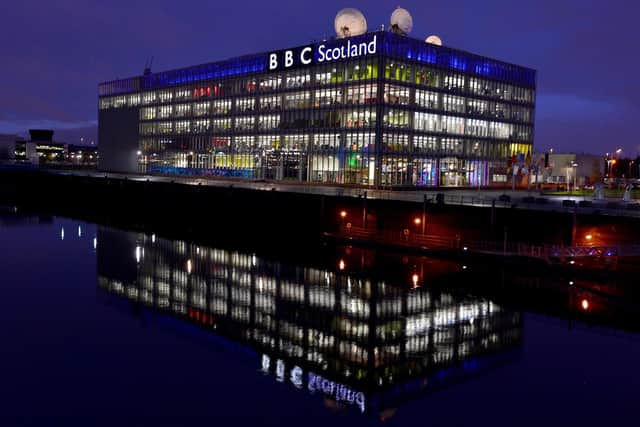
[1,169,639,254]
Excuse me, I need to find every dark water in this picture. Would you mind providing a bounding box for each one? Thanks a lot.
[1,210,640,426]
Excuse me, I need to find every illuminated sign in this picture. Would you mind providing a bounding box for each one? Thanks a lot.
[268,35,377,71]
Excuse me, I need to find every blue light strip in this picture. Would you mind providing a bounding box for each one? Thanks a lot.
[99,31,535,96]
[381,33,536,87]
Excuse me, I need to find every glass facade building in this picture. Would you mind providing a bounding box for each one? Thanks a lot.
[98,32,536,187]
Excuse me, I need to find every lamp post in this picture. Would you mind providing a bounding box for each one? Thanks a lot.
[339,210,347,230]
[571,161,578,193]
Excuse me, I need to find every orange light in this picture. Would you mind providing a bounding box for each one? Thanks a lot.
[581,299,589,311]
[611,159,617,165]
[338,259,345,270]
[414,218,421,225]
[340,210,347,218]
[412,273,419,287]
[585,234,593,240]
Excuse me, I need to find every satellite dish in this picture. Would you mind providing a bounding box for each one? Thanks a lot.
[390,7,413,36]
[425,35,443,46]
[334,8,367,39]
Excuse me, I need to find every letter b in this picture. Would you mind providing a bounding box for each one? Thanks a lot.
[269,53,278,70]
[285,50,294,67]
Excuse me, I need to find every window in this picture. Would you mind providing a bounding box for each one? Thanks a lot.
[415,90,439,109]
[466,119,488,137]
[347,63,378,81]
[441,116,465,135]
[175,88,191,100]
[443,139,464,155]
[385,62,412,82]
[175,121,190,134]
[211,119,231,131]
[212,100,231,115]
[158,90,173,103]
[194,102,210,117]
[315,67,343,85]
[192,119,210,133]
[258,115,280,130]
[443,74,464,91]
[313,133,340,150]
[413,136,438,153]
[259,95,281,111]
[235,117,255,131]
[467,99,487,116]
[384,85,410,105]
[174,104,191,118]
[415,68,439,87]
[142,92,157,105]
[127,94,141,106]
[285,72,311,88]
[443,95,465,113]
[236,98,255,112]
[383,133,409,153]
[158,122,173,134]
[345,109,376,128]
[158,105,172,119]
[414,112,440,132]
[346,85,377,105]
[140,107,156,120]
[315,88,342,106]
[384,109,409,128]
[260,76,282,92]
[284,92,311,109]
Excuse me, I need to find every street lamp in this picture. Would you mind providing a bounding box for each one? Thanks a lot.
[610,158,617,179]
[339,210,347,229]
[571,161,578,192]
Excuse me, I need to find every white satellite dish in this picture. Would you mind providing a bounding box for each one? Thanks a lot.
[425,35,443,46]
[390,7,413,36]
[334,8,367,39]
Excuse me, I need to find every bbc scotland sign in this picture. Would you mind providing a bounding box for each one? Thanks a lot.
[268,35,378,71]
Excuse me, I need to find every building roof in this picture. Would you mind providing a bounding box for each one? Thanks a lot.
[99,31,536,97]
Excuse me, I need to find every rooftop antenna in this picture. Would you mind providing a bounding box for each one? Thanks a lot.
[334,8,367,38]
[143,56,154,75]
[390,6,413,36]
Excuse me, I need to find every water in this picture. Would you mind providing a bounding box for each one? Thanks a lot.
[1,211,639,426]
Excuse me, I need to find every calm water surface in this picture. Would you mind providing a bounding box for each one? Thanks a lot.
[1,211,639,426]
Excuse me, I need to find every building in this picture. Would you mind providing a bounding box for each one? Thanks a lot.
[98,30,536,187]
[0,134,18,160]
[15,129,66,163]
[542,153,604,189]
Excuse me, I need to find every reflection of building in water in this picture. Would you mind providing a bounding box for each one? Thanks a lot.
[97,227,522,414]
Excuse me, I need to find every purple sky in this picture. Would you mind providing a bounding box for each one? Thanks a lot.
[1,0,638,156]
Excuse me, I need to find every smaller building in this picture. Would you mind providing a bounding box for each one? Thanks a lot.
[15,129,66,163]
[0,134,18,160]
[542,153,604,189]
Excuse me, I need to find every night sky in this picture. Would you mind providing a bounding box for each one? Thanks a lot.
[1,0,638,156]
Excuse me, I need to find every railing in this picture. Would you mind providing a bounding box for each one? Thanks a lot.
[332,225,640,261]
[338,225,461,250]
[9,167,640,218]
